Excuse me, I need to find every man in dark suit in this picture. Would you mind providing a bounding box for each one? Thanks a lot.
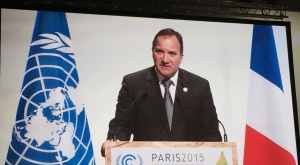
[101,28,221,156]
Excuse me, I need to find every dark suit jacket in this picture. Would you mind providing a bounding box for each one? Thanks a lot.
[107,66,222,142]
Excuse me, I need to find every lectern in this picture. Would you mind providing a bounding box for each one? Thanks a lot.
[104,141,237,165]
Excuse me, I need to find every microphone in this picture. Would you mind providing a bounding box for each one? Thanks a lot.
[180,82,228,142]
[113,78,152,141]
[218,120,228,142]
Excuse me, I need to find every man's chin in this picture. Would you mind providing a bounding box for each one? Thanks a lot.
[157,67,174,78]
[160,71,173,78]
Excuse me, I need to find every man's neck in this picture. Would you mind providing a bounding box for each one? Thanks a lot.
[155,67,179,86]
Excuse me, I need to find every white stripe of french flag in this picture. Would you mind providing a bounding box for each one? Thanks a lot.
[243,25,298,165]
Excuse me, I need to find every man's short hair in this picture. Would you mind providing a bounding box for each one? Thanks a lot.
[152,28,184,54]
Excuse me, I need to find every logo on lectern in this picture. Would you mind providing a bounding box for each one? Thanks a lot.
[116,154,143,165]
[216,151,228,165]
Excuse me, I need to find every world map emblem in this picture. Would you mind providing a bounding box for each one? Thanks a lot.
[6,32,95,165]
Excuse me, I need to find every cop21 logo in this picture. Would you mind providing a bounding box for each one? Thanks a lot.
[116,154,143,165]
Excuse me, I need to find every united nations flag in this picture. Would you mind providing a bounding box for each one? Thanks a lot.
[5,11,96,165]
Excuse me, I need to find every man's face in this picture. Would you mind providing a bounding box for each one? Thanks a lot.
[152,35,183,78]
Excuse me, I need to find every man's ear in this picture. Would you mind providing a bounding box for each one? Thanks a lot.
[152,49,155,59]
[180,54,184,64]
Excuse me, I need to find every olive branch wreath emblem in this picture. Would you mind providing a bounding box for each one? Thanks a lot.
[31,32,75,59]
[137,154,143,165]
[116,155,121,165]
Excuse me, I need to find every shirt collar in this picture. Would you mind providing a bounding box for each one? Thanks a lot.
[155,67,179,86]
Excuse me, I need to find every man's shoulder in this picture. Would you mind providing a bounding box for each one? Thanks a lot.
[124,67,153,79]
[179,68,208,83]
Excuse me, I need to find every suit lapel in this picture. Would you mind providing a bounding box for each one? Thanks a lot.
[145,67,171,135]
[171,69,192,135]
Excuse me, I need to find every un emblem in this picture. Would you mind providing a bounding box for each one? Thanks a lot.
[7,32,94,164]
[116,154,143,165]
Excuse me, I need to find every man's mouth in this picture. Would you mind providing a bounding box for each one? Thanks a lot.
[160,64,170,67]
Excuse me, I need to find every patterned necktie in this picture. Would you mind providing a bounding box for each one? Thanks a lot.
[163,79,173,130]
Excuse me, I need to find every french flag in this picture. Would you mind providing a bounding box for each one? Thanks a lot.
[244,25,298,165]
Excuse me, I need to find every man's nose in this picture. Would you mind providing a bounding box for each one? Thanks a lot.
[162,54,169,63]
